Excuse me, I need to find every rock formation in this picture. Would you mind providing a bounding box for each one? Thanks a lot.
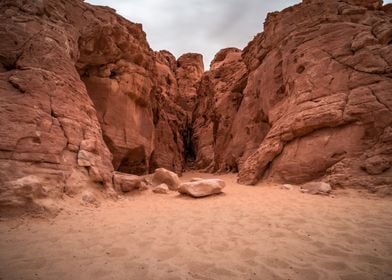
[0,0,117,214]
[192,48,252,172]
[194,0,392,192]
[0,0,201,213]
[0,0,391,214]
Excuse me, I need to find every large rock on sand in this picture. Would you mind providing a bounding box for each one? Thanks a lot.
[113,172,145,193]
[178,179,226,198]
[152,183,170,194]
[152,168,181,191]
[300,182,332,195]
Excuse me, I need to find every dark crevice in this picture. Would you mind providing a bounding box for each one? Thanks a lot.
[2,62,17,71]
[297,65,305,74]
[183,124,196,169]
[109,69,117,79]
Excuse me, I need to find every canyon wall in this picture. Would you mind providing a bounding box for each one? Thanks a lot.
[0,0,391,214]
[193,0,392,192]
[0,0,202,213]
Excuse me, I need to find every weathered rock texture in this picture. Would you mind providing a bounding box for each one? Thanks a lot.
[1,0,391,213]
[0,0,118,213]
[193,0,392,190]
[238,0,392,190]
[0,0,202,213]
[150,51,203,173]
[192,48,251,172]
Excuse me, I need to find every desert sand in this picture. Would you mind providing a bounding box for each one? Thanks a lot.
[0,173,391,280]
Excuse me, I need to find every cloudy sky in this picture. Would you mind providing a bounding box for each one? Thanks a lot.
[86,0,392,68]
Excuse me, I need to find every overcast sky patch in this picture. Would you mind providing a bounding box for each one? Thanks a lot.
[86,0,392,67]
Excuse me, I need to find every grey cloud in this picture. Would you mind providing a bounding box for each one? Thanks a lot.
[86,0,391,67]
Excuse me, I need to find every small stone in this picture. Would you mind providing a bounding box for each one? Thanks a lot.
[153,183,169,194]
[152,168,181,191]
[301,182,332,195]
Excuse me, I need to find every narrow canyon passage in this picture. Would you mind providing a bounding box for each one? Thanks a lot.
[0,4,392,280]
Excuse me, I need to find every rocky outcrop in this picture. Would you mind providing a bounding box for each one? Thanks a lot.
[0,0,116,214]
[236,0,392,189]
[150,51,188,174]
[192,48,251,172]
[175,53,204,115]
[0,0,202,214]
[194,0,391,191]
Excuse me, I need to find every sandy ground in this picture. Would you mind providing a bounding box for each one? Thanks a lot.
[0,172,391,280]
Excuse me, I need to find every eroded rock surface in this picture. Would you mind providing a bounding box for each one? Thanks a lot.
[0,0,202,214]
[193,0,391,190]
[192,48,251,172]
[1,0,391,214]
[236,0,392,189]
[0,0,116,214]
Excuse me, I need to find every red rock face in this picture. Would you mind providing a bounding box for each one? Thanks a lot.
[192,48,255,172]
[0,0,391,214]
[0,0,202,213]
[175,53,204,115]
[0,0,118,213]
[150,51,187,174]
[234,0,392,190]
[77,11,157,175]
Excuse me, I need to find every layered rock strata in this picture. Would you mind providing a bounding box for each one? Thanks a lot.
[193,0,392,190]
[0,0,202,213]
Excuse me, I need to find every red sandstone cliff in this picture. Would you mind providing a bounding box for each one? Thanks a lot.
[0,0,202,213]
[193,0,392,192]
[0,0,391,214]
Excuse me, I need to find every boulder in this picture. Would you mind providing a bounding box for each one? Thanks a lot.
[152,183,170,194]
[178,179,226,198]
[113,172,145,193]
[300,182,332,195]
[152,168,181,191]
